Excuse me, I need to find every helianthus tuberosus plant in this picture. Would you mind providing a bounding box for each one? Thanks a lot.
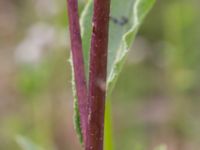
[66,0,155,149]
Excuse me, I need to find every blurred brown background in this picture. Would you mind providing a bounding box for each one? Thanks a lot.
[1,0,200,150]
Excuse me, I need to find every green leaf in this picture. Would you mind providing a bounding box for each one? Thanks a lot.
[16,135,44,150]
[72,0,156,144]
[69,56,83,144]
[80,0,155,94]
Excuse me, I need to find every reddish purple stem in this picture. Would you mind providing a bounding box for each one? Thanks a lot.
[67,0,111,149]
[67,0,88,145]
[86,0,111,149]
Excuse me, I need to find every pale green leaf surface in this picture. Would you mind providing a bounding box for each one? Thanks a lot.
[72,0,155,144]
[80,0,155,94]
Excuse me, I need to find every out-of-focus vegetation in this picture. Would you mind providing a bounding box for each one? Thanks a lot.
[0,0,200,150]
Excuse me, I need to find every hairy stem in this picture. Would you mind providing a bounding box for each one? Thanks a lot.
[86,0,111,149]
[67,0,88,144]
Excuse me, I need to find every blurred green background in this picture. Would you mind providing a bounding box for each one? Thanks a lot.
[1,0,200,150]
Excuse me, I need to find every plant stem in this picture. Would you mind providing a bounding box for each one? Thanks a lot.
[67,0,88,144]
[86,0,111,149]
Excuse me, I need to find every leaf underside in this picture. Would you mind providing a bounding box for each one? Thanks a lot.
[71,0,156,143]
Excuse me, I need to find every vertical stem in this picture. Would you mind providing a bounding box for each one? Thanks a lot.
[87,0,111,149]
[67,0,88,145]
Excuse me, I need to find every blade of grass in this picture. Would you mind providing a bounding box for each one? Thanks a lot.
[104,100,114,150]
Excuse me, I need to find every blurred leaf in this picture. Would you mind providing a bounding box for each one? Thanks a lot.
[16,135,44,150]
[72,0,155,144]
[17,65,50,97]
[154,145,167,150]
